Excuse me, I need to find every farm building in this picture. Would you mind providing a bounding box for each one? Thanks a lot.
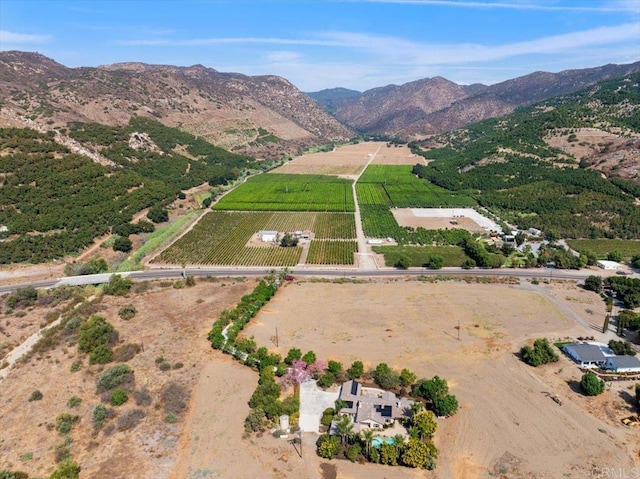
[597,260,620,270]
[563,343,607,368]
[258,230,278,242]
[605,355,640,373]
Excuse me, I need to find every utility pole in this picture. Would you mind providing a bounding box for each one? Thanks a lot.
[275,327,279,348]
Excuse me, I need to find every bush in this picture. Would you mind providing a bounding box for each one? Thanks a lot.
[50,460,80,479]
[608,339,636,356]
[373,363,400,390]
[78,315,117,354]
[395,254,411,269]
[185,275,196,287]
[116,408,146,431]
[0,471,29,479]
[520,338,559,367]
[346,443,362,462]
[165,412,178,424]
[158,361,171,371]
[103,275,133,296]
[89,344,113,365]
[70,361,82,373]
[6,287,38,309]
[285,348,302,365]
[301,350,316,366]
[432,394,459,417]
[114,343,141,362]
[113,236,132,253]
[28,390,43,402]
[93,404,107,429]
[320,408,335,427]
[66,396,82,408]
[161,381,189,415]
[147,207,169,223]
[110,389,128,406]
[316,434,340,459]
[55,413,80,435]
[244,407,266,433]
[580,372,605,396]
[96,364,134,392]
[317,373,336,389]
[118,304,137,320]
[347,360,364,380]
[133,388,153,406]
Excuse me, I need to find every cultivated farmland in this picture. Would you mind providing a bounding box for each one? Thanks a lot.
[307,240,358,265]
[372,245,469,267]
[213,173,355,212]
[153,211,356,266]
[357,164,474,208]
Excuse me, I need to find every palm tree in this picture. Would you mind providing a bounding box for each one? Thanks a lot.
[410,401,423,417]
[392,434,405,455]
[361,428,376,459]
[335,415,354,447]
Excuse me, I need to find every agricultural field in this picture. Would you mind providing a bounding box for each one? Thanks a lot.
[356,165,474,208]
[213,173,355,212]
[306,240,357,265]
[372,245,469,267]
[566,239,640,259]
[153,211,356,266]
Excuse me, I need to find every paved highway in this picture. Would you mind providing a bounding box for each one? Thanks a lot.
[0,266,604,295]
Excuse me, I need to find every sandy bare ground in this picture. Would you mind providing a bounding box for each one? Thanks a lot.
[270,142,427,177]
[392,210,485,233]
[236,280,638,478]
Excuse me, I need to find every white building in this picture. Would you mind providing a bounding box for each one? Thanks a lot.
[259,230,278,242]
[605,355,640,373]
[563,343,607,368]
[597,260,620,270]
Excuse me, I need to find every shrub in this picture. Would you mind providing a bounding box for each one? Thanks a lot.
[244,407,265,433]
[165,412,178,424]
[173,362,184,370]
[113,236,132,253]
[608,339,636,356]
[28,390,43,402]
[147,207,169,223]
[346,443,362,462]
[0,471,29,479]
[320,408,335,427]
[93,404,107,429]
[103,275,133,296]
[395,255,411,269]
[50,460,80,479]
[185,275,196,287]
[158,361,171,372]
[116,408,146,431]
[6,287,38,309]
[70,361,82,373]
[373,363,400,390]
[346,360,364,380]
[316,434,340,459]
[77,315,117,353]
[96,364,134,392]
[55,413,80,435]
[118,304,137,320]
[520,338,559,367]
[301,350,316,366]
[89,344,113,365]
[133,388,153,406]
[285,348,302,365]
[317,373,336,389]
[113,343,141,362]
[580,372,605,396]
[66,396,82,408]
[161,382,189,415]
[110,389,128,406]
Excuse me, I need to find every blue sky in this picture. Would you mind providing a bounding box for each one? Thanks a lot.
[1,0,639,91]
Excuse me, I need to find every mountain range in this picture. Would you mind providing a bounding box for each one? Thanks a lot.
[307,62,640,138]
[1,51,639,157]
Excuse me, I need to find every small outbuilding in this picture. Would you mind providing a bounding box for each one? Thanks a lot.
[563,342,607,368]
[259,230,278,242]
[605,355,640,373]
[597,260,620,270]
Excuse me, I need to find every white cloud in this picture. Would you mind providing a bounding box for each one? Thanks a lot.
[0,30,52,45]
[264,51,304,63]
[349,0,640,12]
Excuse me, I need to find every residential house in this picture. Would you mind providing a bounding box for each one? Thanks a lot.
[563,343,607,368]
[605,355,640,373]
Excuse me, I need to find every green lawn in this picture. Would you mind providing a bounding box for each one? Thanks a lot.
[567,239,640,259]
[372,245,469,267]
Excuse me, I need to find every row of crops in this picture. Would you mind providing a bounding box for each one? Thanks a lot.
[357,165,474,208]
[307,240,357,265]
[153,211,357,266]
[213,173,355,212]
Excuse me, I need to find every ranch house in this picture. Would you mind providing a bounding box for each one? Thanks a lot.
[605,355,640,373]
[334,380,414,432]
[563,342,607,368]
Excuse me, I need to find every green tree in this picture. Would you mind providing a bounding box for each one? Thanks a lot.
[373,363,400,390]
[327,360,343,378]
[345,443,361,462]
[301,350,316,366]
[103,274,133,296]
[78,315,116,354]
[360,428,376,459]
[401,439,437,469]
[147,207,169,223]
[584,275,603,293]
[335,415,354,447]
[395,254,411,269]
[284,348,302,365]
[411,410,438,439]
[432,394,459,417]
[413,376,448,401]
[607,250,623,262]
[347,360,364,380]
[280,233,299,247]
[426,254,444,269]
[317,434,340,459]
[580,372,605,396]
[520,338,559,367]
[379,442,398,465]
[399,368,417,388]
[113,236,132,253]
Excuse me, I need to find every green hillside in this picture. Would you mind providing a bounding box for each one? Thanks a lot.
[0,119,257,263]
[412,74,640,239]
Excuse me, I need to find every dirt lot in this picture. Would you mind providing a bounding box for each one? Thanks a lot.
[270,141,426,177]
[392,209,485,233]
[239,280,639,478]
[2,278,638,479]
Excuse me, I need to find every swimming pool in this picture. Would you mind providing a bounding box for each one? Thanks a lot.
[371,436,395,448]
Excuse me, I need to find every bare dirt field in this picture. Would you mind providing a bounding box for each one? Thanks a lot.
[392,209,485,233]
[239,280,639,478]
[270,141,427,177]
